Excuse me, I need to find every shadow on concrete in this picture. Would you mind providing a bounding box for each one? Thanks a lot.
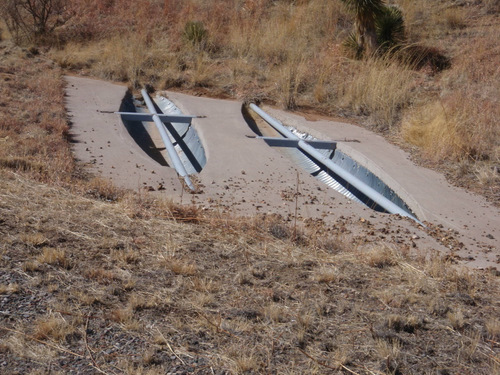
[119,91,169,167]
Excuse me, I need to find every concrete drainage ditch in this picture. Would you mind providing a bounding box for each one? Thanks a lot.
[118,91,419,223]
[118,90,206,191]
[245,104,421,224]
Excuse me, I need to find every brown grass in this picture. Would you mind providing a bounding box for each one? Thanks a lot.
[37,247,71,269]
[365,243,399,268]
[0,283,19,294]
[401,13,499,202]
[0,1,499,374]
[1,167,499,373]
[335,56,419,129]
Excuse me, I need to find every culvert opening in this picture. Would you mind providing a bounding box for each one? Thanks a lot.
[244,104,420,222]
[154,95,206,175]
[119,91,206,177]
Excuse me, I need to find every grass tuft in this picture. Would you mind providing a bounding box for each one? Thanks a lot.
[366,244,399,268]
[37,247,71,269]
[33,315,76,342]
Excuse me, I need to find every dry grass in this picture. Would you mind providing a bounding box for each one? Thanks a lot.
[1,168,499,373]
[0,283,19,294]
[335,56,419,129]
[365,243,400,268]
[33,315,76,342]
[486,318,500,340]
[0,43,74,184]
[37,247,71,269]
[0,1,499,374]
[313,266,338,283]
[400,9,499,202]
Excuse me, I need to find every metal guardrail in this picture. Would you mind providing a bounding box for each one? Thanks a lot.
[249,103,423,225]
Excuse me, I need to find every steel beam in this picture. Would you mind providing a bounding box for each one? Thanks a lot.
[257,137,336,150]
[116,112,195,124]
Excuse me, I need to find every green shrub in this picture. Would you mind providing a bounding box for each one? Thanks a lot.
[183,21,208,47]
[342,31,363,59]
[342,3,406,57]
[376,5,405,50]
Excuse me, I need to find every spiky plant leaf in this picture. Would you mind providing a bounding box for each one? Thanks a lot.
[342,31,364,59]
[376,5,405,49]
[341,0,387,56]
[183,21,208,46]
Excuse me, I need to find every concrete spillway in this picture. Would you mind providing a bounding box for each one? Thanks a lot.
[65,76,500,269]
[119,92,206,177]
[246,104,418,221]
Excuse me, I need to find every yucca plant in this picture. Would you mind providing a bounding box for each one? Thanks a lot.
[376,5,405,51]
[342,31,364,59]
[183,20,208,47]
[340,0,385,56]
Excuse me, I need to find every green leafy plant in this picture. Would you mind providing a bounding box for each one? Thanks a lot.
[341,1,407,57]
[183,20,208,47]
[342,31,364,59]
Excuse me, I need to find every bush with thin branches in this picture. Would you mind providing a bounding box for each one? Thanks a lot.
[0,0,67,44]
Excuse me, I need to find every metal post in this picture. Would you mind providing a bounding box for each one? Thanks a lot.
[142,89,195,191]
[249,104,422,225]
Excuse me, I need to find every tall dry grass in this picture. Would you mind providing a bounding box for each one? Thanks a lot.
[0,43,74,183]
[52,0,419,126]
[402,29,499,162]
[48,1,431,115]
[334,55,419,128]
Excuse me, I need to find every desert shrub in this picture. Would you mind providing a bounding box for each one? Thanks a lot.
[0,0,68,44]
[376,5,405,50]
[342,3,406,59]
[183,21,208,47]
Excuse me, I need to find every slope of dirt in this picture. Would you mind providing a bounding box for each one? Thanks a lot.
[1,170,499,375]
